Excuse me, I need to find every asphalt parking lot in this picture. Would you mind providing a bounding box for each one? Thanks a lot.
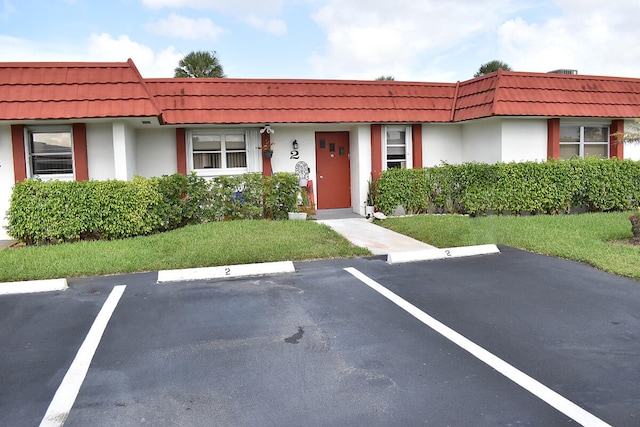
[1,246,639,426]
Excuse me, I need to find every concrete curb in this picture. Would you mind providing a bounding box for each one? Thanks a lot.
[387,244,500,264]
[0,278,68,295]
[157,261,296,283]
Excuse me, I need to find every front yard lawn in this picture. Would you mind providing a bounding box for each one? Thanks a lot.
[0,220,371,282]
[379,212,640,281]
[2,212,638,283]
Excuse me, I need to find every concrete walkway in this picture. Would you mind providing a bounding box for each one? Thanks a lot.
[317,217,436,255]
[0,240,17,251]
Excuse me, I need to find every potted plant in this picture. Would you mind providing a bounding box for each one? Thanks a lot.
[261,124,275,158]
[263,141,274,158]
[288,187,313,220]
[365,175,377,218]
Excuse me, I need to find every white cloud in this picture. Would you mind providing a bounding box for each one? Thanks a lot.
[88,33,156,63]
[141,0,285,16]
[146,13,226,39]
[307,0,640,81]
[141,0,287,34]
[497,2,640,77]
[243,15,287,35]
[309,0,522,80]
[154,45,187,77]
[0,32,180,77]
[87,33,182,77]
[142,0,186,7]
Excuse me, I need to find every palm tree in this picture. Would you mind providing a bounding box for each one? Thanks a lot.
[375,75,395,81]
[174,51,225,78]
[474,60,512,78]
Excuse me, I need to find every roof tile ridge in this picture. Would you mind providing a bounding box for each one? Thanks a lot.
[449,81,461,122]
[145,77,457,86]
[489,69,503,116]
[126,58,164,122]
[0,61,131,68]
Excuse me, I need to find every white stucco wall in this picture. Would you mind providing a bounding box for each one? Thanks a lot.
[125,123,136,180]
[86,122,116,180]
[135,128,177,178]
[501,119,548,162]
[423,123,462,166]
[626,143,640,161]
[269,126,317,183]
[0,125,14,240]
[461,118,502,164]
[350,125,371,215]
[624,119,640,161]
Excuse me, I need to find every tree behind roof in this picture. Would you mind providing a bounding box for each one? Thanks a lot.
[474,60,512,78]
[174,51,225,78]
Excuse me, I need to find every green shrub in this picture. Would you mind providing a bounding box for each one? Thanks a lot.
[375,158,640,216]
[153,173,189,231]
[7,178,162,244]
[263,173,299,220]
[208,173,264,220]
[7,172,302,245]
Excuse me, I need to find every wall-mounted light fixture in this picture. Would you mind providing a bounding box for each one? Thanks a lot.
[292,139,298,150]
[260,124,275,134]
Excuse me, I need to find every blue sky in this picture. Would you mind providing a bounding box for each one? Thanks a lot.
[2,0,640,82]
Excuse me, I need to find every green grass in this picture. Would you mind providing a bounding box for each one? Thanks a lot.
[0,220,371,282]
[379,212,640,280]
[4,212,639,283]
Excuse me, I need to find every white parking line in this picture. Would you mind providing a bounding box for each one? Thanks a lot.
[344,267,611,427]
[40,285,126,427]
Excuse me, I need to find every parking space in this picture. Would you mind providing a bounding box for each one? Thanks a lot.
[0,274,131,427]
[1,248,638,426]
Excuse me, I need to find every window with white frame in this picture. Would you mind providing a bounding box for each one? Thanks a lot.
[192,130,247,171]
[26,126,74,177]
[560,124,609,159]
[383,125,412,170]
[189,129,261,176]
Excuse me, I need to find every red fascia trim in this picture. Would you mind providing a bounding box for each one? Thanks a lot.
[73,123,89,181]
[547,118,560,160]
[412,124,423,169]
[610,119,624,159]
[11,125,27,183]
[371,124,383,179]
[176,128,187,175]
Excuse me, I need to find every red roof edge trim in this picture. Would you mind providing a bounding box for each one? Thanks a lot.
[126,58,164,124]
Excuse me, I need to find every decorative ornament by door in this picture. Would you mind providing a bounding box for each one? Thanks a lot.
[295,161,310,187]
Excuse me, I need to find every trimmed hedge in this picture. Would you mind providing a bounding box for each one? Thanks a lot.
[7,172,300,245]
[7,177,162,244]
[376,158,640,216]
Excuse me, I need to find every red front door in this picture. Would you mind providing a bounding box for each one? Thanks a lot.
[315,132,351,209]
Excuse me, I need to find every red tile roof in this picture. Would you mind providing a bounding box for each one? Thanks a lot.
[145,79,457,124]
[453,69,640,121]
[1,60,639,124]
[0,60,160,121]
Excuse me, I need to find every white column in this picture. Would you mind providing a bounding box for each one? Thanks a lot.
[112,121,136,181]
